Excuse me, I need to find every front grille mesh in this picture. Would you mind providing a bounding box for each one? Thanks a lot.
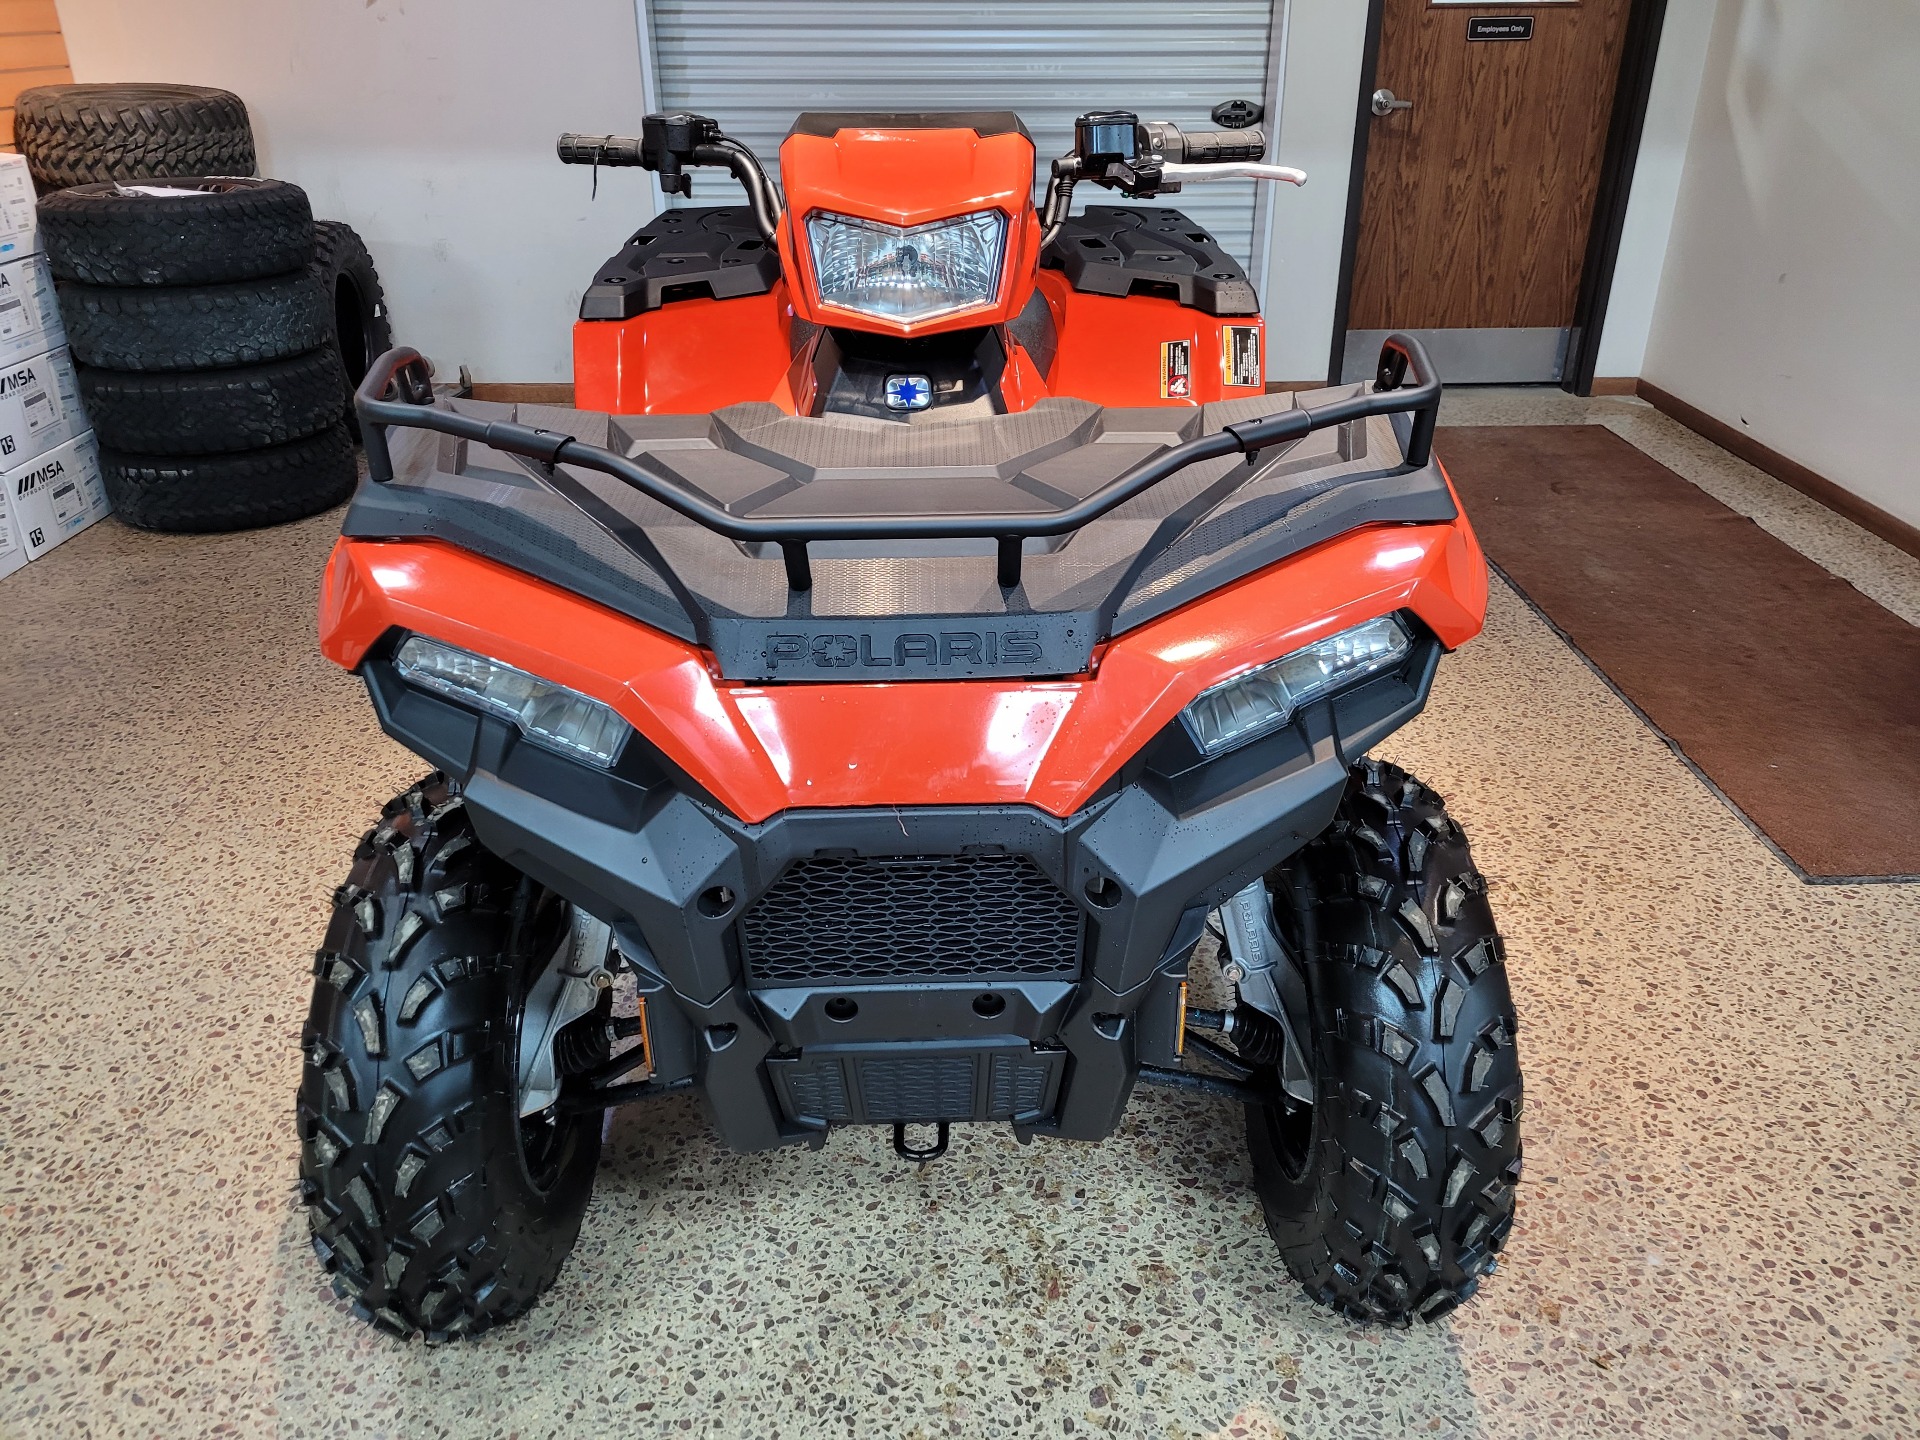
[770,1047,1067,1125]
[856,1057,977,1120]
[740,854,1082,985]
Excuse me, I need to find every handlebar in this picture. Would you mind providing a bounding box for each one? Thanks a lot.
[565,111,1294,254]
[556,115,782,242]
[557,133,645,167]
[1145,123,1267,166]
[1041,114,1308,245]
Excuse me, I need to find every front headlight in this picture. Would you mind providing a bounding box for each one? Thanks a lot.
[394,636,632,768]
[805,209,1006,322]
[1180,615,1413,758]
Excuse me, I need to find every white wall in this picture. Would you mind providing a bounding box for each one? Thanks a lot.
[1643,0,1920,526]
[1262,0,1371,382]
[55,0,655,383]
[1592,0,1717,379]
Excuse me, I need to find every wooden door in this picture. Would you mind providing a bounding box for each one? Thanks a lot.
[1344,0,1633,383]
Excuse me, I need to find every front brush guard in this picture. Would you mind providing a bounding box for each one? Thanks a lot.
[353,336,1440,614]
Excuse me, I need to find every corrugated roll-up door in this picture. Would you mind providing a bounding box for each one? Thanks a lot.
[647,0,1278,277]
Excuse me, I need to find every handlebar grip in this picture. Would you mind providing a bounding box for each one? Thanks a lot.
[556,133,646,166]
[1175,128,1268,165]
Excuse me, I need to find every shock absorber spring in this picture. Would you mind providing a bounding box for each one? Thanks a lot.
[553,1014,613,1076]
[1224,1005,1287,1069]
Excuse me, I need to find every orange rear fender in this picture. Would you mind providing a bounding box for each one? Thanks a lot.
[1036,271,1266,408]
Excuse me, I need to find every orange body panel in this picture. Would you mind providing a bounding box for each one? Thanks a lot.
[573,287,793,415]
[572,123,1273,414]
[1036,271,1266,408]
[776,124,1041,337]
[319,509,1487,826]
[571,257,1263,415]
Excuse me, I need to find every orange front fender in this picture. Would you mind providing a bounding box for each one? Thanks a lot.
[320,516,1487,824]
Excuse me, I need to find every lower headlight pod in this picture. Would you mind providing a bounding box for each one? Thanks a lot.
[394,636,632,768]
[1180,614,1414,758]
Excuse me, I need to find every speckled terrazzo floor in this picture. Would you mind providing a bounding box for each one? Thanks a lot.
[2,394,1917,1439]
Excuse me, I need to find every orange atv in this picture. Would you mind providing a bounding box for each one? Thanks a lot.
[302,109,1520,1341]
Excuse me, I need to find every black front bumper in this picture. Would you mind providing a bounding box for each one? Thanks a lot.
[362,634,1441,1151]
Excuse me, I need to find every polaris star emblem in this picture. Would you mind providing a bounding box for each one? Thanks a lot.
[884,374,932,410]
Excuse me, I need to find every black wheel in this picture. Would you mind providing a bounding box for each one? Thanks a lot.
[1247,758,1522,1326]
[100,421,356,532]
[58,272,331,371]
[309,221,392,440]
[79,348,345,454]
[13,83,254,192]
[298,773,603,1342]
[39,177,314,286]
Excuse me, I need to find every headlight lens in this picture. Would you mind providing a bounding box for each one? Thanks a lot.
[394,636,631,768]
[805,209,1006,322]
[1180,615,1413,758]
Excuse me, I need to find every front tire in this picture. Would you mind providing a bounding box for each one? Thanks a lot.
[1247,759,1522,1325]
[297,774,601,1341]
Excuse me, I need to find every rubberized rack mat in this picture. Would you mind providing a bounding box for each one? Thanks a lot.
[1438,425,1920,883]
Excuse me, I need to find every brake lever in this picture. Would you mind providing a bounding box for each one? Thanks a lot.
[1159,161,1306,187]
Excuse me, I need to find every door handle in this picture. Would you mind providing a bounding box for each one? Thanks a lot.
[1370,88,1413,118]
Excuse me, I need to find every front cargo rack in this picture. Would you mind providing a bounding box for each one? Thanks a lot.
[355,334,1440,627]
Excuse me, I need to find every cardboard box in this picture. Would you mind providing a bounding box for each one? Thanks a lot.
[3,430,111,564]
[0,475,27,582]
[0,345,86,468]
[0,251,64,369]
[0,154,38,261]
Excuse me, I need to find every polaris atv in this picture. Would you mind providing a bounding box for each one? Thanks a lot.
[301,108,1521,1341]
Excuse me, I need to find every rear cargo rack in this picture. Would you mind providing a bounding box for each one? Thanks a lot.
[356,335,1439,607]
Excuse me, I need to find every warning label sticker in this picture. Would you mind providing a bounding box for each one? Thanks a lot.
[1225,326,1262,388]
[1160,340,1192,400]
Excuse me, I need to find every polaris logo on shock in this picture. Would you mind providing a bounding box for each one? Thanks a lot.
[766,629,1045,670]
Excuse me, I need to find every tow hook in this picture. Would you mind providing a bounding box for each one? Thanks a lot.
[893,1121,950,1164]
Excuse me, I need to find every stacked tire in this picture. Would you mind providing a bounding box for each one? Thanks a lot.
[13,82,257,193]
[20,84,390,532]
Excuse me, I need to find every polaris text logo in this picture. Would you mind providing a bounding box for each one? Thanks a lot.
[766,629,1044,670]
[15,455,62,498]
[0,364,38,397]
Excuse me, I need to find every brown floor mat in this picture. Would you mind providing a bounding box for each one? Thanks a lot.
[1437,425,1920,881]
